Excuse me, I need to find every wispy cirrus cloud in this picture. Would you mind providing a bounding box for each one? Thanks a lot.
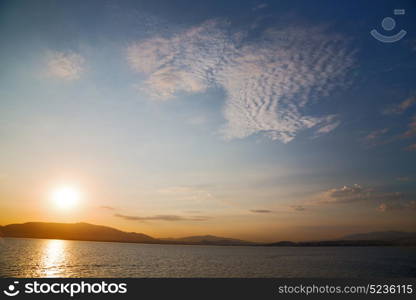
[364,128,389,141]
[46,51,84,80]
[361,128,390,147]
[402,115,416,138]
[114,213,210,222]
[383,96,416,115]
[315,120,341,135]
[363,114,416,149]
[127,20,355,143]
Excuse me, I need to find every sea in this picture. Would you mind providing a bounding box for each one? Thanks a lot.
[1,238,415,277]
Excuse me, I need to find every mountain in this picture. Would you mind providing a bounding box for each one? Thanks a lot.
[266,231,416,247]
[2,222,415,247]
[0,222,253,246]
[0,222,157,244]
[341,231,416,241]
[266,240,397,247]
[162,235,253,246]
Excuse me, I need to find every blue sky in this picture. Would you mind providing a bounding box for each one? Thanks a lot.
[0,0,415,241]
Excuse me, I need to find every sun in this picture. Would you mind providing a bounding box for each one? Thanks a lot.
[51,186,80,209]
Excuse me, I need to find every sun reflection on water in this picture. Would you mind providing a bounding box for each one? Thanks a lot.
[40,239,67,277]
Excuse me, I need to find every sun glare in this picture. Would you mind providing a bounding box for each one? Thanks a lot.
[51,186,80,209]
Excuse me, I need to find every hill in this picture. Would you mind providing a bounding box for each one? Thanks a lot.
[0,222,253,246]
[341,231,416,241]
[162,235,253,246]
[0,222,157,244]
[2,222,415,246]
[266,231,416,247]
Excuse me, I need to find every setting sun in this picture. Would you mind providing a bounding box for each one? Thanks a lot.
[51,186,80,209]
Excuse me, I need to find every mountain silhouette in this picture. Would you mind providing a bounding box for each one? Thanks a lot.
[161,235,254,245]
[0,222,252,245]
[0,222,156,244]
[266,231,416,246]
[341,231,416,241]
[1,222,415,246]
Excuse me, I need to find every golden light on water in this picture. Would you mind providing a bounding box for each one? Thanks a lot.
[41,239,67,277]
[50,186,81,210]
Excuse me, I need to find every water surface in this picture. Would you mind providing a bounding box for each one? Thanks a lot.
[1,238,415,277]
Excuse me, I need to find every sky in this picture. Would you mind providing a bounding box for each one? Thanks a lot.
[0,0,415,242]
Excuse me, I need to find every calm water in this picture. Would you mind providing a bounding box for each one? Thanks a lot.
[1,238,415,278]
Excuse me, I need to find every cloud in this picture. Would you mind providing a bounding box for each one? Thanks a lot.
[383,96,416,115]
[402,115,416,138]
[317,184,370,204]
[114,213,210,222]
[362,128,391,147]
[253,3,268,11]
[250,209,272,213]
[315,120,341,135]
[296,184,411,213]
[316,184,402,205]
[100,206,115,210]
[313,116,341,138]
[290,205,306,211]
[127,20,355,142]
[377,200,416,212]
[46,51,84,80]
[362,115,416,149]
[364,128,389,141]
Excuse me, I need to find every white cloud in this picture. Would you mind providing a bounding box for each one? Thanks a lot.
[46,51,85,80]
[127,20,355,142]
